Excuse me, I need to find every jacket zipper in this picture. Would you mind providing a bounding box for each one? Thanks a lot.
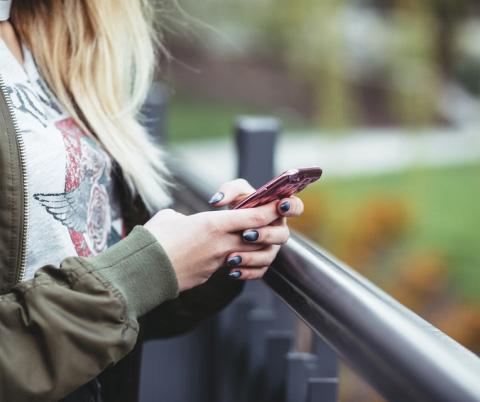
[0,74,29,283]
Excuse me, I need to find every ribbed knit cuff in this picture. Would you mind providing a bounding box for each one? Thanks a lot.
[90,226,179,319]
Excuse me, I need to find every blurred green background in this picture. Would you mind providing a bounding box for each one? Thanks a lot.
[158,0,480,399]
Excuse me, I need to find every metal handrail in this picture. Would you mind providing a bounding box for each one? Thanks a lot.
[267,236,480,401]
[171,164,480,402]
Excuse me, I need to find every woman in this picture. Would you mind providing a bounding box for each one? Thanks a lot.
[0,1,304,401]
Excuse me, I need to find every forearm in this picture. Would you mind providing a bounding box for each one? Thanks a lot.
[0,226,179,401]
[91,226,179,319]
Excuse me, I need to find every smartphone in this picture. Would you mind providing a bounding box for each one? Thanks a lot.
[232,167,322,210]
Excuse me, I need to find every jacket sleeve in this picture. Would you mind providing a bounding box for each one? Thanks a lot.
[0,226,179,402]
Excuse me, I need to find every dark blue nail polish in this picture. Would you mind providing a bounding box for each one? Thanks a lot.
[243,230,259,242]
[209,192,224,204]
[281,201,291,212]
[227,256,242,266]
[229,270,242,279]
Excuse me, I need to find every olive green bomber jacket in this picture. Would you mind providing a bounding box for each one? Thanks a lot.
[0,77,243,401]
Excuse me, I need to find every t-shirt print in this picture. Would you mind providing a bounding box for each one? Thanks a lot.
[34,118,124,256]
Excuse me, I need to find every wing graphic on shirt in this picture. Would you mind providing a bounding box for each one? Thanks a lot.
[33,178,92,233]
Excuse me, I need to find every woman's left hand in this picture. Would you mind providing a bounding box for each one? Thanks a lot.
[208,178,304,280]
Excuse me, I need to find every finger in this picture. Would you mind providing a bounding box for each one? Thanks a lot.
[228,266,269,281]
[276,196,304,218]
[270,216,286,227]
[225,245,279,270]
[209,202,282,233]
[242,225,290,245]
[224,232,265,252]
[209,179,255,207]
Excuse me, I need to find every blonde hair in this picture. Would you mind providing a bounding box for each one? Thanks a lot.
[11,0,172,212]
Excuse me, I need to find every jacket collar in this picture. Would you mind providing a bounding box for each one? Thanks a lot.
[0,76,26,293]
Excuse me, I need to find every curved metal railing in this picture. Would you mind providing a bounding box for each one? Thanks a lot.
[144,82,480,400]
[171,162,480,402]
[267,235,480,401]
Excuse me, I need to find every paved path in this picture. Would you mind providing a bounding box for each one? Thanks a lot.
[171,127,480,186]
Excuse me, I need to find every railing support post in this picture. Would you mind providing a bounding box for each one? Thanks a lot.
[142,82,170,144]
[234,115,281,322]
[234,116,339,402]
[307,378,339,402]
[265,331,293,402]
[285,353,318,402]
[235,116,279,188]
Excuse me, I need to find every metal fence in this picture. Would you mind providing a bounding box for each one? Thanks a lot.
[139,86,480,402]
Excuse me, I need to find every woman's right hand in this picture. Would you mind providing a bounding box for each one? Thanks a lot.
[144,202,292,292]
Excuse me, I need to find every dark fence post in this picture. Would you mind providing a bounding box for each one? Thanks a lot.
[233,115,280,313]
[139,84,215,402]
[141,82,169,143]
[219,115,339,402]
[285,352,338,402]
[286,353,319,402]
[265,331,293,402]
[235,116,279,188]
[212,116,282,402]
[307,378,339,402]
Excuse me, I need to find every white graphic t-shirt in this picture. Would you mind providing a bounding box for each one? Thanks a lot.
[0,40,125,281]
[0,0,11,21]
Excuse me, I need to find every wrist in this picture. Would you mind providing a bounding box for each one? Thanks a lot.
[91,226,179,319]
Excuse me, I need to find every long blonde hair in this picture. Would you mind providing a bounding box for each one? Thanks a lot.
[11,0,172,212]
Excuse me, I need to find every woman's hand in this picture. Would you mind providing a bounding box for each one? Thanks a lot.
[208,179,304,280]
[144,179,303,292]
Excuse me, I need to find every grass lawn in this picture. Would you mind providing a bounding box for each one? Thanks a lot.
[311,163,480,393]
[298,162,480,302]
[166,93,309,143]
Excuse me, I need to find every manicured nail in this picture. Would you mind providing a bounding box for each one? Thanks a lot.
[243,230,259,242]
[280,201,291,212]
[227,256,242,266]
[229,270,242,279]
[209,192,224,204]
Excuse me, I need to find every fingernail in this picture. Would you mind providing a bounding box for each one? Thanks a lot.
[243,230,259,242]
[229,270,242,279]
[227,256,242,266]
[281,201,291,212]
[209,192,224,204]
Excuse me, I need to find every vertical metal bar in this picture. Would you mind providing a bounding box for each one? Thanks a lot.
[141,82,170,143]
[285,353,319,402]
[314,337,339,378]
[233,114,281,355]
[212,302,254,402]
[307,378,339,402]
[285,337,339,402]
[228,116,281,402]
[265,331,293,402]
[235,116,279,188]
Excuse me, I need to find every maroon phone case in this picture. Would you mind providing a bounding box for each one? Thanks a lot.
[232,167,322,210]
